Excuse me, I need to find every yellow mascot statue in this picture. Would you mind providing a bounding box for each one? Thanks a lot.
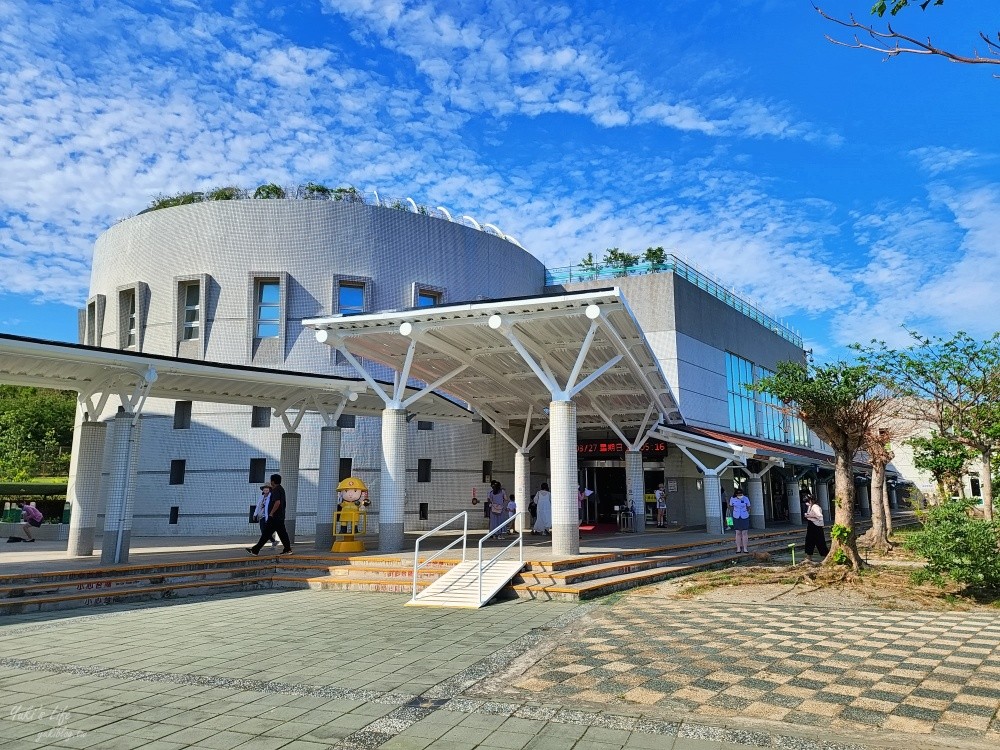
[332,477,370,553]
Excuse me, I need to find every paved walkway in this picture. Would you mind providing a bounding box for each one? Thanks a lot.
[1,584,995,750]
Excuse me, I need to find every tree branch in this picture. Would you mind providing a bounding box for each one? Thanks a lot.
[815,5,1000,73]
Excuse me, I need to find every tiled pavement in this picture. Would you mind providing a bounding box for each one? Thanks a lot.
[0,589,997,750]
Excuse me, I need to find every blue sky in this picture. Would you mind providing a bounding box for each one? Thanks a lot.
[1,0,997,356]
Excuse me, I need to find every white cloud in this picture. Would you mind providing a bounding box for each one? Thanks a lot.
[910,146,983,175]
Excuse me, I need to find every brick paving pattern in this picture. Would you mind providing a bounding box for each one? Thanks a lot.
[494,598,1000,743]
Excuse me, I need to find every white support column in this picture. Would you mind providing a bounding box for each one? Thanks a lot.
[100,410,140,565]
[550,400,579,556]
[380,407,408,552]
[625,449,645,533]
[786,481,802,525]
[315,425,342,551]
[67,419,107,558]
[747,476,765,530]
[280,432,302,542]
[703,471,723,535]
[889,484,898,509]
[817,481,831,516]
[858,482,871,517]
[514,449,530,533]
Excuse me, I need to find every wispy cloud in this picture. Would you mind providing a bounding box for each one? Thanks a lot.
[910,146,982,175]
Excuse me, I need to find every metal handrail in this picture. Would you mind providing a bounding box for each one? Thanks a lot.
[477,512,528,605]
[411,511,468,601]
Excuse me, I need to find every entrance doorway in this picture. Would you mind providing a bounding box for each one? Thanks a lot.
[579,462,624,523]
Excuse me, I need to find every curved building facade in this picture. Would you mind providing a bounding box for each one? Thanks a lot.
[81,199,546,538]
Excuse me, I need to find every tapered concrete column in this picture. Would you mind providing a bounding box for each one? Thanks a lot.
[625,450,645,533]
[858,483,870,517]
[817,482,831,516]
[786,481,802,525]
[100,412,140,565]
[514,449,530,532]
[703,472,723,535]
[550,400,579,556]
[380,407,407,552]
[747,476,766,530]
[315,426,342,551]
[67,420,107,558]
[280,432,302,543]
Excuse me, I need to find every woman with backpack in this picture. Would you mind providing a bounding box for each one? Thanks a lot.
[487,481,507,533]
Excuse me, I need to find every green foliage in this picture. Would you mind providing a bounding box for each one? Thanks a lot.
[331,186,363,203]
[389,199,407,210]
[303,182,331,198]
[148,192,203,211]
[602,247,641,276]
[831,523,851,543]
[579,252,603,277]
[907,432,975,496]
[207,186,241,201]
[0,386,75,481]
[872,0,943,17]
[253,183,286,199]
[832,549,849,565]
[905,500,1000,591]
[643,246,667,268]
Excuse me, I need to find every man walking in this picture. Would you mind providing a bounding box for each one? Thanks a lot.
[247,474,292,556]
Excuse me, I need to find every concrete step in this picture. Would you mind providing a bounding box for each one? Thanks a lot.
[272,575,428,595]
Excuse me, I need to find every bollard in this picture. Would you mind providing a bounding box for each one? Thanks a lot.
[789,543,796,566]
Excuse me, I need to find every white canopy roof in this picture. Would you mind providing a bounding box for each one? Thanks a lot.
[304,288,681,437]
[0,333,472,422]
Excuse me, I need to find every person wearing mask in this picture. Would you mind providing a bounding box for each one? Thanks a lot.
[247,474,292,555]
[252,485,279,550]
[728,488,751,553]
[803,494,829,562]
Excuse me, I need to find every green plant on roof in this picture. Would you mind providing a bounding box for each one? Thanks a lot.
[207,186,242,201]
[253,183,286,199]
[148,192,204,211]
[643,245,668,270]
[331,186,362,202]
[579,252,603,279]
[303,182,332,198]
[603,247,640,277]
[389,199,407,211]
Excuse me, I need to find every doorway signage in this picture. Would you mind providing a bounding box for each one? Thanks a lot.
[577,439,668,458]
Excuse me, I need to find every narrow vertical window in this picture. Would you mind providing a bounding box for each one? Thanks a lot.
[255,280,280,338]
[417,459,432,483]
[251,406,271,428]
[122,289,137,348]
[339,457,353,481]
[169,459,186,485]
[183,282,200,340]
[725,352,757,437]
[337,414,356,429]
[248,458,266,484]
[173,401,192,430]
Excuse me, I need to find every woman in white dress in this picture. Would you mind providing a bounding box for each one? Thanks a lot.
[533,483,552,535]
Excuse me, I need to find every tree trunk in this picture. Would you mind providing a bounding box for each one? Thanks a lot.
[882,480,893,536]
[858,461,892,552]
[829,448,865,569]
[980,450,994,522]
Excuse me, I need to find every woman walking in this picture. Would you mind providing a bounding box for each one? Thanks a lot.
[803,494,829,562]
[728,488,751,553]
[487,481,507,533]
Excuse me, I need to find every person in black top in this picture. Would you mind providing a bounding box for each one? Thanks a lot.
[247,474,292,555]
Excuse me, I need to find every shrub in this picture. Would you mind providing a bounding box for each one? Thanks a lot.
[303,182,331,198]
[253,183,286,199]
[904,499,1000,591]
[332,186,363,203]
[207,186,242,201]
[148,192,203,211]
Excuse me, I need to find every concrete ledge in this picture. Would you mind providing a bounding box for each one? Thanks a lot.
[1,522,69,541]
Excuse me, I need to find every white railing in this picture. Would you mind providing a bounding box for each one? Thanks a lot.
[411,511,468,602]
[477,512,528,605]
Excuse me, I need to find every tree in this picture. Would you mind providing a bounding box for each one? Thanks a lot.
[858,425,900,551]
[757,361,888,569]
[602,247,640,277]
[643,246,668,270]
[578,252,603,279]
[0,386,75,480]
[907,432,975,501]
[815,4,1000,70]
[859,331,1000,522]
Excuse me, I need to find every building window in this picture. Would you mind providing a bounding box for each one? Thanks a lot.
[481,420,494,435]
[182,282,200,340]
[173,401,192,430]
[758,367,784,442]
[417,459,432,483]
[86,302,96,346]
[339,457,353,481]
[337,414,356,429]
[725,352,757,437]
[255,280,280,339]
[249,458,266,484]
[251,406,271,428]
[971,475,982,497]
[338,282,365,315]
[121,289,137,348]
[789,414,810,447]
[482,461,493,483]
[416,289,440,307]
[169,459,186,485]
[417,420,433,431]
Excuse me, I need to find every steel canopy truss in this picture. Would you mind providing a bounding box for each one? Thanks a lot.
[0,333,471,423]
[305,288,681,437]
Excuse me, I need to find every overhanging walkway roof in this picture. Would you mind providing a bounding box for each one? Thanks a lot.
[304,288,681,437]
[0,333,472,421]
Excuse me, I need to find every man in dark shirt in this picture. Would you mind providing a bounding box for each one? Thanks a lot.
[247,474,292,555]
